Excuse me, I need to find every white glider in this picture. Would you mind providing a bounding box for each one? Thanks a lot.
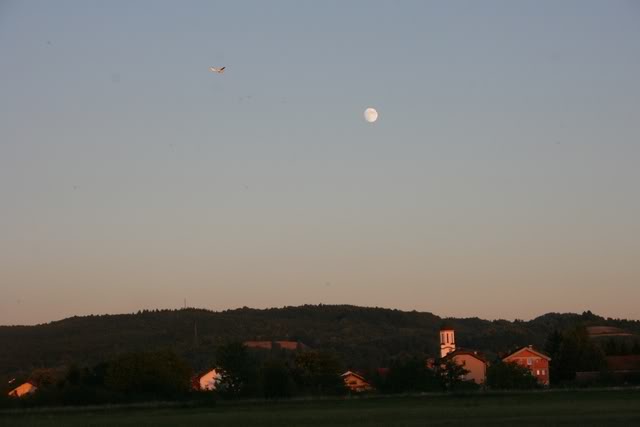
[209,66,226,74]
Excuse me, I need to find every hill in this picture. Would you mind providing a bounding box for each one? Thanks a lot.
[1,305,638,377]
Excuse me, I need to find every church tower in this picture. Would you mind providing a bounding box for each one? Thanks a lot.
[439,327,455,358]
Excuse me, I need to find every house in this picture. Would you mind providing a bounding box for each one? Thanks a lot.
[437,326,488,384]
[243,341,308,351]
[502,345,551,386]
[8,382,37,398]
[192,368,222,391]
[341,371,373,393]
[444,350,488,384]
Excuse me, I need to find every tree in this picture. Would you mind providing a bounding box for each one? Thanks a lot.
[435,359,471,391]
[486,361,538,390]
[215,342,256,398]
[28,368,57,388]
[105,350,191,398]
[544,329,562,360]
[545,326,605,384]
[260,359,293,399]
[379,355,439,393]
[544,329,563,383]
[82,362,109,387]
[292,351,346,396]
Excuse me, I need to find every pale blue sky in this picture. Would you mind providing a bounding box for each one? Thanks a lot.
[1,0,639,324]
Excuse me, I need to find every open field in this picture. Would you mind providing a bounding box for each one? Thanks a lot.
[2,389,640,427]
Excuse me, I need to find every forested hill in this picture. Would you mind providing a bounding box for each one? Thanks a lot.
[1,305,639,377]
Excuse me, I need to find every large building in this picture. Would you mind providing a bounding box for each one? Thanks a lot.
[444,350,488,385]
[438,326,488,384]
[502,345,551,386]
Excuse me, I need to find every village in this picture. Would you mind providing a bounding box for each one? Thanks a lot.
[7,314,640,402]
[5,326,550,399]
[190,327,550,395]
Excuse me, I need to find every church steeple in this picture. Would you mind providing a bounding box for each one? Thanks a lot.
[439,327,455,358]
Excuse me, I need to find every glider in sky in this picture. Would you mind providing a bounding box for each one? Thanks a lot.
[209,66,226,74]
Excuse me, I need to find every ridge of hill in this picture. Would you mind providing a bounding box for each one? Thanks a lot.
[1,305,638,377]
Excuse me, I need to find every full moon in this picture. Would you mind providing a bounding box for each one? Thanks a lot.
[364,107,378,123]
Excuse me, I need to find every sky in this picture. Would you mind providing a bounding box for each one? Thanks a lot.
[1,0,639,325]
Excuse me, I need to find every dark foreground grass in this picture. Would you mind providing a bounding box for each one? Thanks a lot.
[2,389,640,427]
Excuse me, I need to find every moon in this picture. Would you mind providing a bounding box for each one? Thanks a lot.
[364,107,378,123]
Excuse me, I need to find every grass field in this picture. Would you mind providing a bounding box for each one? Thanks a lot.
[2,389,640,427]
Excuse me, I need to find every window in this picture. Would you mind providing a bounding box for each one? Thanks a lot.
[536,369,540,375]
[541,369,546,375]
[527,358,533,365]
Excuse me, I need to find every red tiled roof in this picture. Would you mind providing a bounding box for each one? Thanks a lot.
[276,341,306,350]
[503,346,551,361]
[244,341,274,349]
[341,371,367,381]
[444,349,488,363]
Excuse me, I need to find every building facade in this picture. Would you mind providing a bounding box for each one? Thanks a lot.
[502,346,551,386]
[446,350,488,384]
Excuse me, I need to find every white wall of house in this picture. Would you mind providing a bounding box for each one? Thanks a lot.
[199,369,222,391]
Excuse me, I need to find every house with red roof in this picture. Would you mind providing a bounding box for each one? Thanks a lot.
[341,371,373,393]
[502,345,551,386]
[7,382,37,398]
[443,349,488,384]
[437,326,488,384]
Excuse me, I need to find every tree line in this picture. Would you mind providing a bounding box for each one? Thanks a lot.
[0,341,542,408]
[2,306,639,407]
[2,305,639,380]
